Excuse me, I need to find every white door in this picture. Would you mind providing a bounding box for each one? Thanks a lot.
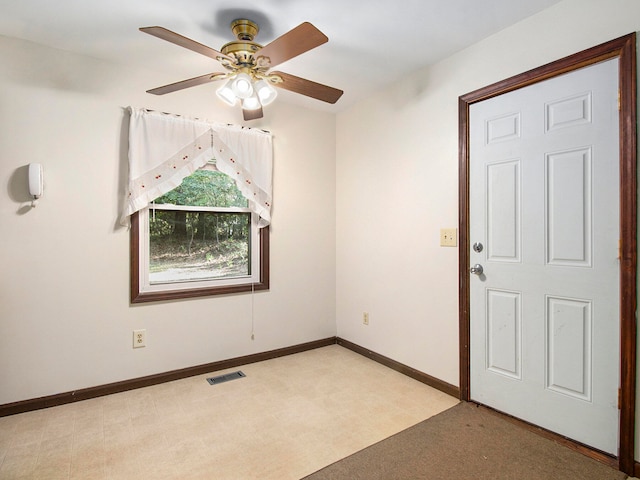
[469,58,620,454]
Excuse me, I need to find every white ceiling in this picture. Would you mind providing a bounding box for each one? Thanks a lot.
[0,0,563,113]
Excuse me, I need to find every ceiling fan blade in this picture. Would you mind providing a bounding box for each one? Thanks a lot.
[243,106,264,121]
[140,26,232,62]
[146,73,225,95]
[256,22,328,69]
[271,71,343,104]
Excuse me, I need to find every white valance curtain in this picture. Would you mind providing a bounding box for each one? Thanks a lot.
[121,107,273,227]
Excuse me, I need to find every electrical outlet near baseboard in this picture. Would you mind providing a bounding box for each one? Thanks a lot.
[133,329,146,348]
[363,312,369,325]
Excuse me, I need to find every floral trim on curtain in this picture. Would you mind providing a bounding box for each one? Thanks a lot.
[121,107,273,227]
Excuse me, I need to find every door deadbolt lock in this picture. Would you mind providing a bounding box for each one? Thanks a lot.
[473,242,483,253]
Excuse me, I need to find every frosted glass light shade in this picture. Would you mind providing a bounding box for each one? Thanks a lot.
[254,80,277,106]
[232,73,254,99]
[216,80,237,106]
[242,93,261,111]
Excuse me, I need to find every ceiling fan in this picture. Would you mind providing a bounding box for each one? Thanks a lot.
[140,19,343,120]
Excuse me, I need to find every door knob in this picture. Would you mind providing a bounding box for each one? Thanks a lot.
[470,264,484,275]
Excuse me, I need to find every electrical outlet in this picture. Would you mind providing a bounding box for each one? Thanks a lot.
[133,329,146,348]
[363,312,369,325]
[440,228,457,247]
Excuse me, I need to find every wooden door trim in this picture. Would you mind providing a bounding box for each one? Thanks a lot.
[458,33,637,474]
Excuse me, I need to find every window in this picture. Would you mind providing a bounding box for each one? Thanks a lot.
[130,166,269,303]
[123,108,273,303]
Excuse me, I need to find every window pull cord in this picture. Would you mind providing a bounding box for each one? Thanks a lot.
[250,281,255,341]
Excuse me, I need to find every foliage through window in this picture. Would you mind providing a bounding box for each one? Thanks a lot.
[130,166,269,303]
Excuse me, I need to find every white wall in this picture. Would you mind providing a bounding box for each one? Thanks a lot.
[0,34,337,405]
[336,0,640,388]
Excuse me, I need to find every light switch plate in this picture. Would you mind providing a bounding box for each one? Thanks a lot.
[440,228,457,247]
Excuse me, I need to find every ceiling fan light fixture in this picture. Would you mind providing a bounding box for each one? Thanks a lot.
[216,79,237,106]
[254,79,278,106]
[231,73,254,99]
[242,93,262,111]
[141,21,343,121]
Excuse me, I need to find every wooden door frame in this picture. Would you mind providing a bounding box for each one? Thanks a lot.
[458,33,637,474]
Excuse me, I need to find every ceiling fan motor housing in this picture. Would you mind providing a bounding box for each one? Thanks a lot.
[221,19,263,66]
[221,41,261,64]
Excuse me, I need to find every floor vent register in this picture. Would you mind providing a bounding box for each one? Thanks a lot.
[206,371,246,385]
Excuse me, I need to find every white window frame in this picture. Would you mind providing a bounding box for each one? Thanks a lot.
[130,205,269,303]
